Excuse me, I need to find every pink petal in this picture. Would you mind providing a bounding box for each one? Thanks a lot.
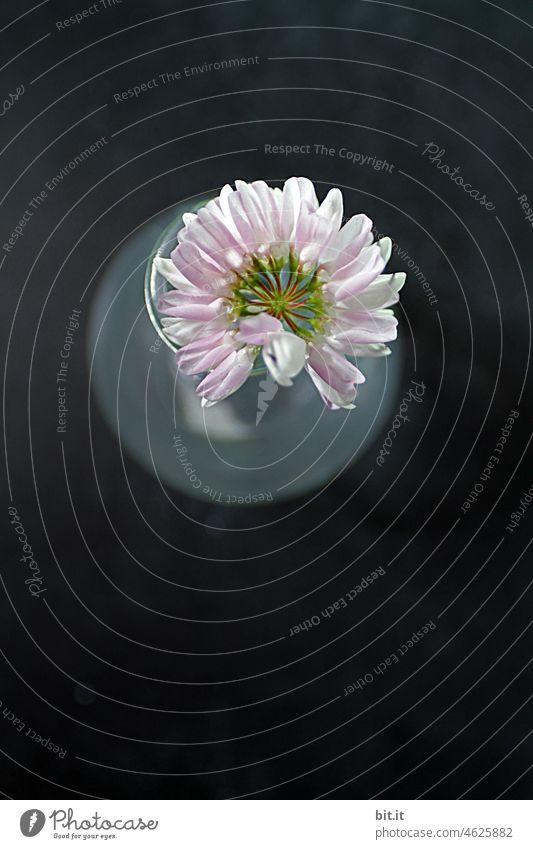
[197,203,246,253]
[227,189,260,253]
[238,313,283,344]
[161,314,229,347]
[171,241,226,288]
[252,180,282,241]
[153,257,201,293]
[177,331,236,375]
[307,342,365,391]
[295,177,319,212]
[332,309,398,346]
[160,298,227,322]
[279,177,301,244]
[216,184,264,257]
[320,214,373,271]
[342,272,406,311]
[158,289,221,313]
[278,176,324,246]
[197,348,254,405]
[177,328,227,353]
[326,244,385,299]
[234,181,273,246]
[305,342,362,410]
[297,213,336,264]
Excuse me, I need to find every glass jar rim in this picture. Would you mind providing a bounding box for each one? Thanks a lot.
[144,193,217,353]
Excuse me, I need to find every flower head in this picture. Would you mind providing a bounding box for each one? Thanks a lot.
[155,177,405,408]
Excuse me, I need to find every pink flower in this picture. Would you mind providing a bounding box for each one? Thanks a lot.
[155,178,405,408]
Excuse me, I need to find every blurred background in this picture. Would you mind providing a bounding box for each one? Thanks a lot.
[0,0,532,799]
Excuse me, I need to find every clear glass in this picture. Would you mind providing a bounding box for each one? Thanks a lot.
[88,193,403,504]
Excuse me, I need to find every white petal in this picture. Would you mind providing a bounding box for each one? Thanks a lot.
[320,213,373,270]
[305,364,356,409]
[295,210,335,264]
[342,272,406,311]
[378,236,392,264]
[198,347,254,406]
[153,256,199,292]
[296,177,319,211]
[251,180,282,241]
[327,338,392,357]
[218,183,235,220]
[326,243,385,298]
[331,308,398,346]
[351,342,392,357]
[317,187,343,231]
[263,332,306,387]
[280,177,301,244]
[234,180,272,246]
[161,314,228,346]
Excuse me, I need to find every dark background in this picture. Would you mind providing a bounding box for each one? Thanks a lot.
[1,0,532,799]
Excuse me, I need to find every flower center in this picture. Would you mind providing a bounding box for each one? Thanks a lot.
[231,254,327,338]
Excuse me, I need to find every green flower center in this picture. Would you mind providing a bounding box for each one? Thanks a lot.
[231,254,327,338]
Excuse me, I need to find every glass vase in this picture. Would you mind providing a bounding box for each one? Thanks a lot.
[87,193,403,504]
